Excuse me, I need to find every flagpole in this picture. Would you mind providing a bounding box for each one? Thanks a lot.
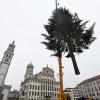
[55,0,57,9]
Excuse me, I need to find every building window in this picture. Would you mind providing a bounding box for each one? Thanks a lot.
[93,82,95,85]
[32,92,34,96]
[35,92,36,96]
[95,87,98,91]
[6,54,8,58]
[30,85,32,89]
[37,92,39,96]
[46,86,47,91]
[33,85,34,89]
[50,87,51,91]
[29,91,31,96]
[35,86,37,90]
[41,92,42,96]
[38,86,40,90]
[41,86,42,90]
[8,55,11,58]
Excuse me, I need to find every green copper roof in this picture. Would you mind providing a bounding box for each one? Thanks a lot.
[27,63,34,68]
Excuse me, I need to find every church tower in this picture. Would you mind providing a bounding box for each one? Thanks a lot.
[24,63,34,79]
[0,41,15,86]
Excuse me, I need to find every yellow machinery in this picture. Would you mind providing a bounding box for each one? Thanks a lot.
[88,96,93,100]
[57,57,66,100]
[55,0,66,100]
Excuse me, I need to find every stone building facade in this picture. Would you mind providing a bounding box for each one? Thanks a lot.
[77,75,100,99]
[8,90,19,100]
[64,87,79,100]
[19,64,60,100]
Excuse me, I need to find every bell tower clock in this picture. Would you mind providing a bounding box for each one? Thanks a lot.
[0,41,15,86]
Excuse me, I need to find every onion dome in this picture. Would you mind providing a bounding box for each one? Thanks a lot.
[27,63,34,69]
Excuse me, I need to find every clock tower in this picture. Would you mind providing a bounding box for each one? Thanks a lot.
[0,41,15,86]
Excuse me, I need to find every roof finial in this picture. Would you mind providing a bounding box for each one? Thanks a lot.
[30,59,32,63]
[13,41,15,44]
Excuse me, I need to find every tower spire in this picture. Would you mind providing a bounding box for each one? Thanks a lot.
[0,42,15,86]
[7,41,15,53]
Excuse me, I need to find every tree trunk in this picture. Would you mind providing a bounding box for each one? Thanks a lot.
[67,42,80,75]
[70,51,80,75]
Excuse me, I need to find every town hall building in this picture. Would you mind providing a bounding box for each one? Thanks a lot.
[19,64,60,100]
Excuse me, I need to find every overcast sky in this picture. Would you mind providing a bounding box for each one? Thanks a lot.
[0,0,100,90]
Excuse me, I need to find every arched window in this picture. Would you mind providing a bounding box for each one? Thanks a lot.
[6,54,8,58]
[8,55,11,58]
